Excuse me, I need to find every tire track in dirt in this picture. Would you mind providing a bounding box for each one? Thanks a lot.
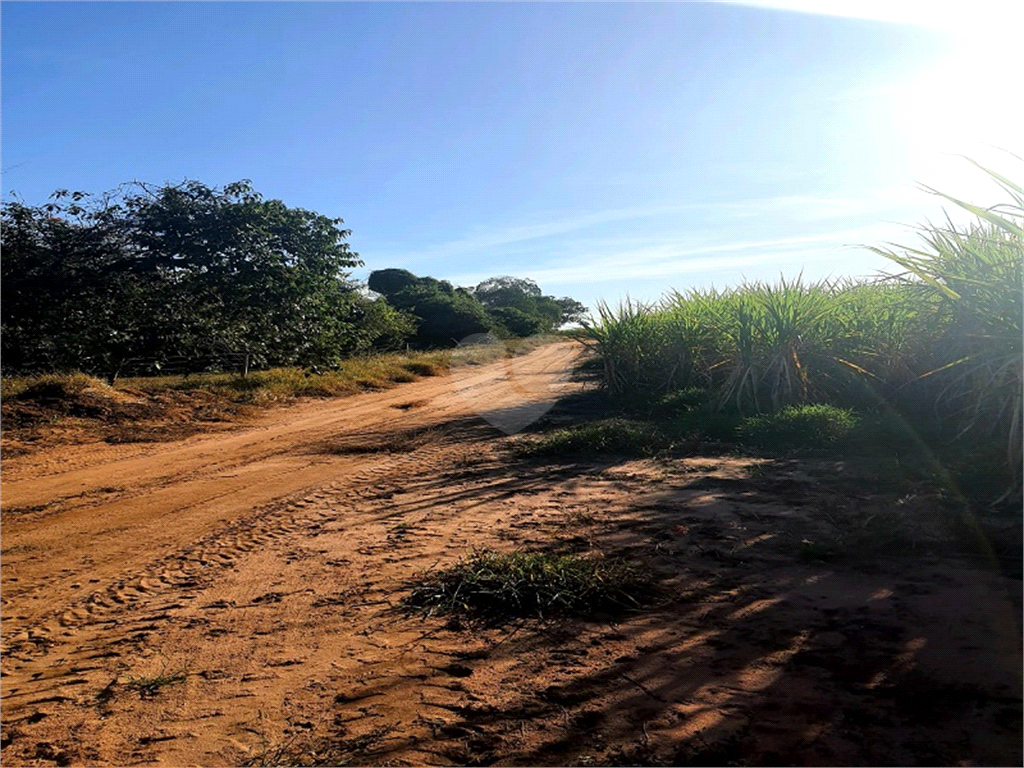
[0,344,582,728]
[3,442,453,658]
[0,432,514,767]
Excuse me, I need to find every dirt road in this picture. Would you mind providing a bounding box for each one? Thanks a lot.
[1,341,1020,767]
[0,343,578,628]
[1,343,584,764]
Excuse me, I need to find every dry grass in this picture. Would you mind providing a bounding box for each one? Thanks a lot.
[0,339,557,454]
[2,336,554,405]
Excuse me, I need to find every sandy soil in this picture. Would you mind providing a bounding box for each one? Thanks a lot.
[1,342,1020,767]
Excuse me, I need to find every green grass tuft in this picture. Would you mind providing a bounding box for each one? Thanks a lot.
[654,387,713,414]
[738,404,858,448]
[518,418,666,457]
[124,670,187,697]
[404,549,657,621]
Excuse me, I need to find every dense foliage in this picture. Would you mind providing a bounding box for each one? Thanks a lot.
[472,276,587,330]
[369,270,587,347]
[368,269,495,347]
[1,181,411,374]
[3,182,587,373]
[582,163,1023,489]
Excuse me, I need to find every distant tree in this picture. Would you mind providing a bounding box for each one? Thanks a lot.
[367,268,420,297]
[554,296,589,325]
[338,294,418,354]
[369,269,496,347]
[534,296,565,329]
[488,306,547,338]
[391,284,494,348]
[473,276,586,333]
[365,269,587,344]
[473,276,543,313]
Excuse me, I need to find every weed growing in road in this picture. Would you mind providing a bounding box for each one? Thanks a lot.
[124,669,187,697]
[246,723,399,767]
[404,549,657,621]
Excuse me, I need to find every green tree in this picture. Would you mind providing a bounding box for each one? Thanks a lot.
[473,276,586,333]
[1,190,169,373]
[473,276,543,314]
[488,306,547,337]
[2,180,384,374]
[553,296,589,326]
[367,268,420,297]
[368,269,496,347]
[122,179,364,367]
[338,294,418,354]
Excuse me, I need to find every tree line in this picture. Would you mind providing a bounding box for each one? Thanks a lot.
[1,180,587,376]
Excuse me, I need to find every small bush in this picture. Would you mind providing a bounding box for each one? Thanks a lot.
[14,373,111,401]
[519,418,665,457]
[738,404,858,448]
[404,549,656,621]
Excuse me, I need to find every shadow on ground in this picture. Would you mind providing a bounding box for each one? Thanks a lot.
[285,392,1022,767]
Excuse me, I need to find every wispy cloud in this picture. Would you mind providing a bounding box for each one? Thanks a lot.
[386,187,923,267]
[448,223,899,288]
[396,202,699,260]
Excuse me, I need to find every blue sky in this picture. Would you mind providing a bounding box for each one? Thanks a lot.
[2,1,1020,310]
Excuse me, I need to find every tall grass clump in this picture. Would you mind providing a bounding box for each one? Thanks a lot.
[584,279,879,412]
[702,278,874,412]
[405,549,656,621]
[582,159,1023,493]
[581,297,711,398]
[867,160,1023,492]
[517,418,666,457]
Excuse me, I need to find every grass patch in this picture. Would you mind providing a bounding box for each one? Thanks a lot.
[737,404,858,448]
[124,670,187,697]
[5,372,111,401]
[3,338,557,408]
[845,413,934,450]
[2,340,560,447]
[654,387,713,415]
[665,409,744,443]
[518,418,666,457]
[404,549,657,622]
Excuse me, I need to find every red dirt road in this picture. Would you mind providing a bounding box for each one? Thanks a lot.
[1,341,1020,767]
